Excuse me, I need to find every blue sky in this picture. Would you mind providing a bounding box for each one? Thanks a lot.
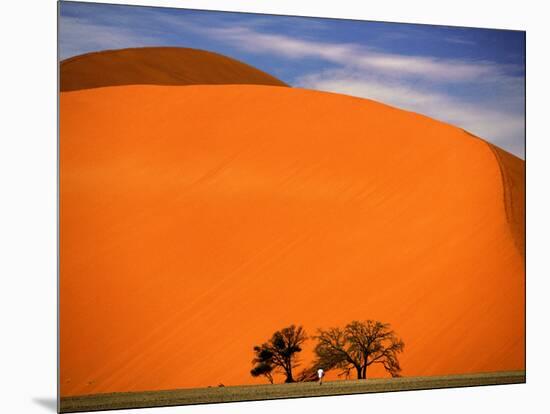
[59,1,525,158]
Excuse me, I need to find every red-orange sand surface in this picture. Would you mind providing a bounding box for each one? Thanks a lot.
[60,47,288,92]
[60,84,524,397]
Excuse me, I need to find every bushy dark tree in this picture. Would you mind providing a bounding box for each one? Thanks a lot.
[250,346,275,384]
[250,325,307,383]
[315,320,404,379]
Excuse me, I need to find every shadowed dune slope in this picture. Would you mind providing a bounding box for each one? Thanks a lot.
[488,145,525,258]
[60,84,525,397]
[60,47,288,92]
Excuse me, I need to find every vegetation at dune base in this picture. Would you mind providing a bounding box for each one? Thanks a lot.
[250,320,404,384]
[314,320,404,379]
[250,325,307,383]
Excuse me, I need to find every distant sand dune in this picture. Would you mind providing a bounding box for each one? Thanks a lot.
[60,47,289,92]
[59,84,525,397]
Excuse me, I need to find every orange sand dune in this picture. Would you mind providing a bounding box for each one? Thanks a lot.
[60,47,288,92]
[60,84,524,397]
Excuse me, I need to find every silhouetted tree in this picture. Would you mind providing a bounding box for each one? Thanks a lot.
[250,325,307,383]
[315,320,404,379]
[250,346,275,384]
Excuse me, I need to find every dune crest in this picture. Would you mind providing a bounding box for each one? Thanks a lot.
[60,84,524,397]
[487,144,525,257]
[461,130,525,257]
[60,47,289,91]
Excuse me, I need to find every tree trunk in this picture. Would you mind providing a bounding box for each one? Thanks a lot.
[355,365,363,379]
[284,358,294,383]
[362,365,367,379]
[285,366,294,383]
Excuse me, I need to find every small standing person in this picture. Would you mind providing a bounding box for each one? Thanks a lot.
[317,368,324,385]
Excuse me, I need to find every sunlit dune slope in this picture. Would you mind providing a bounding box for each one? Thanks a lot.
[60,84,525,397]
[60,47,288,92]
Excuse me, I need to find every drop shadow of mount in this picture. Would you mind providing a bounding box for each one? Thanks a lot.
[32,397,57,412]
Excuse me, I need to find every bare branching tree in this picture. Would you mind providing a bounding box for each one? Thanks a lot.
[315,320,404,379]
[250,325,307,383]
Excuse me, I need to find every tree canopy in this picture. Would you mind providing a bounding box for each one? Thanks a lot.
[250,325,307,383]
[314,320,404,379]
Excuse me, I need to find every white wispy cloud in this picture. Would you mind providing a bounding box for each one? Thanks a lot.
[444,36,477,46]
[205,26,518,83]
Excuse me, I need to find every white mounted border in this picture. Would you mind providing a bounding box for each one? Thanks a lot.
[1,1,549,414]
